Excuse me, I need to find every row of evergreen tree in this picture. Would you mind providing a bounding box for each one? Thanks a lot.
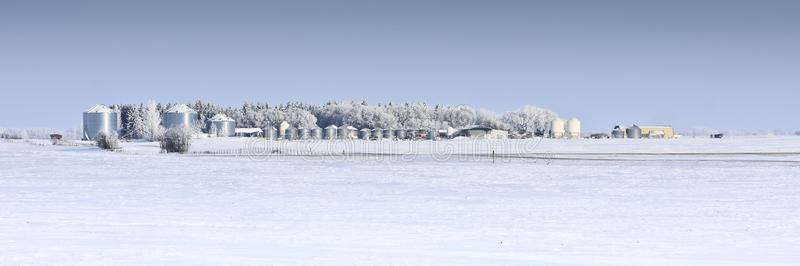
[112,100,558,139]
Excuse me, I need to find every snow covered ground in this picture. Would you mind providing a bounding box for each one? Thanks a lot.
[1,137,800,265]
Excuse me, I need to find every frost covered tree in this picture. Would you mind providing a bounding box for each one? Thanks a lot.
[142,100,164,141]
[344,104,398,129]
[441,105,476,128]
[502,105,558,135]
[475,108,509,130]
[283,107,317,128]
[128,104,147,139]
[314,101,353,127]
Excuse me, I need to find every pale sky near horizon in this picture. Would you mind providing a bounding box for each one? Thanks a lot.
[1,0,798,132]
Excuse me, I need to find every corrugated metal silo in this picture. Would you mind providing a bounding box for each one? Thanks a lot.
[359,128,371,140]
[298,128,310,140]
[626,125,642,139]
[566,118,581,139]
[324,125,338,140]
[395,129,406,140]
[383,128,394,139]
[83,104,120,140]
[310,127,322,139]
[162,104,198,129]
[551,118,566,138]
[337,126,350,139]
[612,129,625,138]
[264,127,278,140]
[206,113,236,137]
[346,126,358,139]
[284,127,297,140]
[372,128,383,140]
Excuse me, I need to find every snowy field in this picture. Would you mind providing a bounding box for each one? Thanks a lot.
[1,137,800,265]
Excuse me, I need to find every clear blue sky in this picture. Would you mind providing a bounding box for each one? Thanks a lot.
[1,0,798,132]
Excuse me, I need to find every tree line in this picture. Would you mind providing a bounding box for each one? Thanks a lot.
[112,100,558,139]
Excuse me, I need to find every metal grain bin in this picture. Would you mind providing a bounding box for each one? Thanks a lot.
[346,126,358,139]
[82,104,119,140]
[264,127,278,140]
[359,128,371,140]
[383,128,394,139]
[284,127,297,140]
[395,129,406,140]
[337,126,348,139]
[611,126,625,138]
[310,127,322,139]
[626,125,642,139]
[324,125,338,140]
[162,104,198,129]
[298,128,310,140]
[206,113,236,137]
[372,128,383,140]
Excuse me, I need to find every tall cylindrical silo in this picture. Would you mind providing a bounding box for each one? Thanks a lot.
[395,129,406,140]
[551,118,566,138]
[284,127,297,140]
[566,118,581,139]
[383,128,394,140]
[298,128,310,140]
[337,126,350,139]
[359,128,371,140]
[264,127,278,140]
[310,127,322,140]
[324,125,338,140]
[372,128,383,140]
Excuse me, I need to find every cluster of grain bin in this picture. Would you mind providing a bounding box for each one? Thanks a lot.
[610,125,674,139]
[550,117,581,139]
[83,104,120,140]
